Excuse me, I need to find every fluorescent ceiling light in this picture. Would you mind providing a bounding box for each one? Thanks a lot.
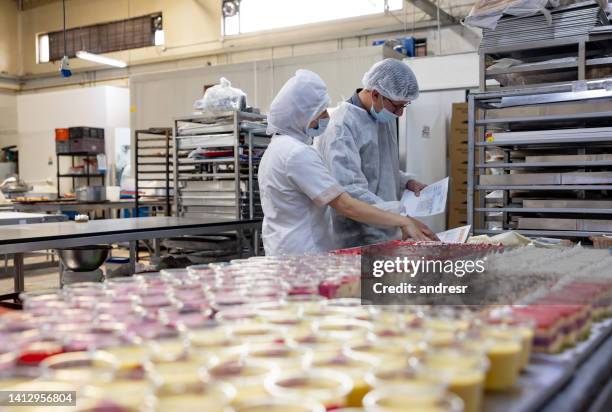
[76,51,127,68]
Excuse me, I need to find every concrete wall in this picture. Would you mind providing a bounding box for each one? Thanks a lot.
[0,0,20,76]
[129,46,395,132]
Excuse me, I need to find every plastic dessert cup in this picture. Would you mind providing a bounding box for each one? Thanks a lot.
[208,359,278,407]
[40,351,117,383]
[346,340,409,366]
[246,343,311,371]
[309,350,376,407]
[154,381,236,412]
[474,328,523,391]
[234,398,326,412]
[422,348,489,412]
[364,364,447,396]
[363,387,464,412]
[265,368,353,409]
[100,344,148,372]
[83,378,155,411]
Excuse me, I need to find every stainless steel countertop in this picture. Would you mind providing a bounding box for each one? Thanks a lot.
[12,199,167,213]
[0,216,261,254]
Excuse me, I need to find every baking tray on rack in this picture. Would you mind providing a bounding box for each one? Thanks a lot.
[177,134,235,149]
[484,319,612,412]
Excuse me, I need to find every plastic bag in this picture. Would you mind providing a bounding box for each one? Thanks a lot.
[464,0,555,29]
[194,77,246,112]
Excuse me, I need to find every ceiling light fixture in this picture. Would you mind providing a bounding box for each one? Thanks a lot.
[76,51,127,68]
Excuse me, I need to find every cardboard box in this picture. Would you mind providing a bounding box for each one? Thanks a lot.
[450,103,469,150]
[449,147,468,165]
[448,206,468,228]
[451,102,468,120]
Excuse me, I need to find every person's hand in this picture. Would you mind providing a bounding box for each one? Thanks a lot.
[406,180,427,197]
[400,217,439,241]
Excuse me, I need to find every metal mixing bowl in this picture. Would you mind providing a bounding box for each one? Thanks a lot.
[57,245,111,272]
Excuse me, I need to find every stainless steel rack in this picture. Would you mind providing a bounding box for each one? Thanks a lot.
[134,128,172,217]
[468,78,612,240]
[479,1,612,92]
[172,111,270,221]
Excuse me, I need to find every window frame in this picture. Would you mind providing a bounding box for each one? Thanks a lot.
[221,0,405,38]
[36,13,163,64]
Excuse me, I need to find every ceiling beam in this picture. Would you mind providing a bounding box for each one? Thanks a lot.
[406,0,458,25]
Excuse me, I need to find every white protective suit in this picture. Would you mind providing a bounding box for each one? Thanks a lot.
[259,70,345,256]
[317,59,420,248]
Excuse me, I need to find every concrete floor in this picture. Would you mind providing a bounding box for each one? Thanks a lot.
[0,248,134,295]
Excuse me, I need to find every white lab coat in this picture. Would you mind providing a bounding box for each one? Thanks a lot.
[317,101,414,248]
[259,134,344,256]
[260,69,344,256]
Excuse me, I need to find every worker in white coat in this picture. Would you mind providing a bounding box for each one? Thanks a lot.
[259,69,436,256]
[317,58,428,248]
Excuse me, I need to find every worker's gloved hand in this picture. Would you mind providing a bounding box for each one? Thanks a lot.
[400,217,439,241]
[406,179,427,197]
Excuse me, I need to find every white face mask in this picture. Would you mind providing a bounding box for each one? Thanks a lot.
[306,117,329,138]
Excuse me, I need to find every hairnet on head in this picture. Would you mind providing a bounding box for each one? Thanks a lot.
[362,58,419,101]
[267,69,331,142]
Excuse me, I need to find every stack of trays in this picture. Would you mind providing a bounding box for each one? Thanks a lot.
[479,1,609,51]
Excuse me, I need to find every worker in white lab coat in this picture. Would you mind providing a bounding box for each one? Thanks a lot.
[259,69,436,256]
[317,59,428,248]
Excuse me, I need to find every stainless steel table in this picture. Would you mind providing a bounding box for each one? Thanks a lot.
[0,216,261,302]
[0,212,67,225]
[12,199,167,217]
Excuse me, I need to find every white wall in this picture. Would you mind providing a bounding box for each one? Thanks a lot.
[16,86,129,192]
[130,46,395,131]
[407,52,479,92]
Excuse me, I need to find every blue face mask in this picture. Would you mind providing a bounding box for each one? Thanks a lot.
[306,118,329,138]
[370,99,399,123]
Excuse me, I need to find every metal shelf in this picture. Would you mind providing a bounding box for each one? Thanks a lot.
[474,229,610,237]
[476,111,612,125]
[468,79,612,242]
[476,160,612,168]
[173,111,269,222]
[475,207,612,214]
[486,56,612,76]
[476,185,612,190]
[476,135,612,147]
[134,128,172,217]
[58,173,104,178]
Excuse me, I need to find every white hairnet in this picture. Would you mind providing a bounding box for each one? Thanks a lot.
[267,69,331,142]
[362,58,419,101]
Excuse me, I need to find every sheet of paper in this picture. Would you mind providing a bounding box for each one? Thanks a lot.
[436,225,471,243]
[401,177,449,217]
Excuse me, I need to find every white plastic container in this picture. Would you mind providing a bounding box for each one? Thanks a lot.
[106,186,121,201]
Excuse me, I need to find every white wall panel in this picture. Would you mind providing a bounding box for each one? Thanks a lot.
[129,47,392,133]
[16,86,129,189]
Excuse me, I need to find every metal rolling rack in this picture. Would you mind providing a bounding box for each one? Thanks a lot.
[56,153,105,198]
[172,110,269,253]
[134,128,172,217]
[479,2,612,92]
[468,78,612,239]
